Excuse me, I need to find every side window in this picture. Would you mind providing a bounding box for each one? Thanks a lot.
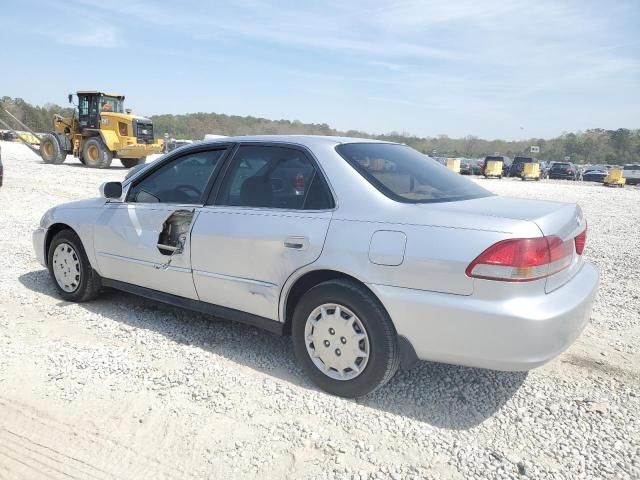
[79,96,89,117]
[128,149,225,204]
[216,145,333,210]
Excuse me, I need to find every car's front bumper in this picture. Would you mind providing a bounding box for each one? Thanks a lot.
[33,227,47,268]
[369,262,599,371]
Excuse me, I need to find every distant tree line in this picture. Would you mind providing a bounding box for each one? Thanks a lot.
[1,96,638,164]
[0,97,73,133]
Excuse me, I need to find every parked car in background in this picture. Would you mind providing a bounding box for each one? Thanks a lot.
[548,162,578,180]
[509,156,536,177]
[459,159,472,175]
[2,130,17,142]
[166,139,193,153]
[582,165,608,183]
[33,135,597,398]
[623,164,640,185]
[539,161,549,179]
[472,158,484,175]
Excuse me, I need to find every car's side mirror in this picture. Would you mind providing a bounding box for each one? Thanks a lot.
[99,181,123,200]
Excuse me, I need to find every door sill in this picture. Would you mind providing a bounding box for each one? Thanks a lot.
[101,278,284,335]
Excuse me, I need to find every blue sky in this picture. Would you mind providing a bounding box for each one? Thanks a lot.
[1,0,639,139]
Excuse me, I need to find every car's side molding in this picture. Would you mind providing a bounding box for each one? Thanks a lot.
[101,278,284,335]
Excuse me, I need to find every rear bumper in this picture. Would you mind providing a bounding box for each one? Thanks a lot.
[369,262,599,371]
[33,227,47,267]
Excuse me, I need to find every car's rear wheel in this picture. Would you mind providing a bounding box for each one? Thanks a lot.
[47,229,101,302]
[292,279,399,397]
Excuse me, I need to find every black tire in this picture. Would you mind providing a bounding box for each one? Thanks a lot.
[292,279,400,398]
[47,229,102,302]
[121,157,146,168]
[82,137,113,168]
[40,133,66,164]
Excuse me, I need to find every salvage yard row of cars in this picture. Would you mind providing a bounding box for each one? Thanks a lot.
[447,154,640,184]
[33,135,598,397]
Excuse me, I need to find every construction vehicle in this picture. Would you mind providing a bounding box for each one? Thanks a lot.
[483,159,504,178]
[1,91,163,169]
[446,158,461,173]
[604,167,626,187]
[521,162,541,181]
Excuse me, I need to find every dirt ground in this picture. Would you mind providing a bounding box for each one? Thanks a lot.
[0,141,638,480]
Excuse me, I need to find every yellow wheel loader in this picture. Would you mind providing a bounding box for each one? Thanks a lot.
[3,91,163,169]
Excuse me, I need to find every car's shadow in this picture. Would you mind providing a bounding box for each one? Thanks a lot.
[63,163,127,170]
[19,269,527,430]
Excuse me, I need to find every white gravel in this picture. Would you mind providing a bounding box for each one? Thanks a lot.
[0,140,638,479]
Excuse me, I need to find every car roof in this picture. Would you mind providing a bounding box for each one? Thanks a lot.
[198,134,397,148]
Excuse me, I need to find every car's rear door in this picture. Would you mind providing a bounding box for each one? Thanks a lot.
[93,146,229,299]
[190,143,335,321]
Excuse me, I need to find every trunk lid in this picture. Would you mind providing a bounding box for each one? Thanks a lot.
[426,196,586,292]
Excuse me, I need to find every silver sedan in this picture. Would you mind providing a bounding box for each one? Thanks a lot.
[33,136,598,397]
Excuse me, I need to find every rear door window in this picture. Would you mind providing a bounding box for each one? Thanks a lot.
[215,145,334,210]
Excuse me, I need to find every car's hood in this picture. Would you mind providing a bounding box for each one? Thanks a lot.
[55,197,107,210]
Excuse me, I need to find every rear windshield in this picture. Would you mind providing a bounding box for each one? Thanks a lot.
[336,143,492,203]
[514,157,534,164]
[551,163,570,169]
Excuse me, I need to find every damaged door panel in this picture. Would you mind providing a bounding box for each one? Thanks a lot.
[94,204,199,299]
[157,209,195,255]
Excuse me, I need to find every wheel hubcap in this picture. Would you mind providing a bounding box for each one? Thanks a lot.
[304,303,370,380]
[52,243,81,292]
[88,145,99,161]
[43,142,53,156]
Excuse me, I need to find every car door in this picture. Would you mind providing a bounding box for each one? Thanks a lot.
[190,144,335,321]
[93,146,229,299]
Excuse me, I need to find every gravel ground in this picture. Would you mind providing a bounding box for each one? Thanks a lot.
[0,140,638,480]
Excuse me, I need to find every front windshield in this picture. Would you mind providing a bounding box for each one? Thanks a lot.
[100,96,124,113]
[336,143,492,203]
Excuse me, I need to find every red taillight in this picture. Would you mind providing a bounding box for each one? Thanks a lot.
[574,227,587,255]
[466,235,574,282]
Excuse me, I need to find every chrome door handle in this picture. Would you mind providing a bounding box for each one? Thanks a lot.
[284,236,308,250]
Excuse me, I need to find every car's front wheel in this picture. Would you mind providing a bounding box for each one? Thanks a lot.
[47,229,102,302]
[292,279,400,397]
